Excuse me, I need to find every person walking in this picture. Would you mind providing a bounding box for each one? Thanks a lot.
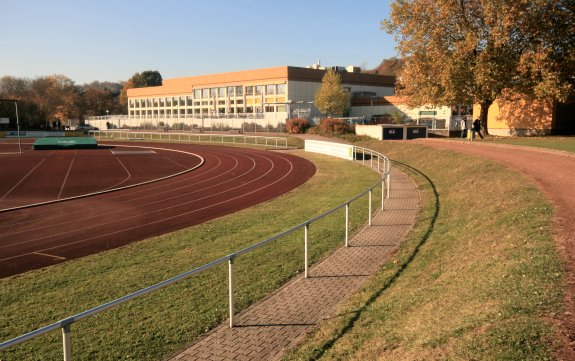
[473,118,484,139]
[460,117,468,139]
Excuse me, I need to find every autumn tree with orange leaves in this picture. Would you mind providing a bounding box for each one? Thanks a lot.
[383,0,575,134]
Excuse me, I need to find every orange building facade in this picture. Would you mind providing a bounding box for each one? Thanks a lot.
[125,66,395,130]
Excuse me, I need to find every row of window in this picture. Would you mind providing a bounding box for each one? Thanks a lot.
[130,104,286,117]
[129,83,286,109]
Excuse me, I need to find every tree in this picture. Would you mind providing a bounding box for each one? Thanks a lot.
[383,0,575,134]
[119,70,162,109]
[30,75,80,126]
[314,69,350,117]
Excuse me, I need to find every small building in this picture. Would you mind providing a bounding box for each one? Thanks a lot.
[474,97,575,136]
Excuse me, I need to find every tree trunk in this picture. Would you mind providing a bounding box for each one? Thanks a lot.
[479,99,493,136]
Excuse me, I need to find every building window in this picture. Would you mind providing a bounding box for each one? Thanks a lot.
[172,97,178,106]
[129,100,135,107]
[256,85,264,95]
[159,98,165,107]
[153,98,159,107]
[218,100,226,105]
[194,89,201,99]
[187,96,193,104]
[246,86,254,96]
[265,105,275,112]
[194,101,200,106]
[218,87,226,97]
[277,83,286,94]
[210,88,216,98]
[227,86,235,96]
[236,99,244,105]
[202,89,210,98]
[179,97,185,106]
[236,86,243,96]
[266,85,275,95]
[166,98,172,106]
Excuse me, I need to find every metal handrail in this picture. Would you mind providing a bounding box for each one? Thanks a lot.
[0,145,391,360]
[89,130,289,148]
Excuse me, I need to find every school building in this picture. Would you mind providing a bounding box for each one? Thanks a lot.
[124,65,396,131]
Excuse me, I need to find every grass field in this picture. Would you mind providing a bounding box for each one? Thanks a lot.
[282,139,564,360]
[2,136,565,360]
[486,136,575,154]
[0,150,380,360]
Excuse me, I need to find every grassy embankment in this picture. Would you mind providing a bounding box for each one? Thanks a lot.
[284,139,564,360]
[486,136,575,154]
[0,149,379,360]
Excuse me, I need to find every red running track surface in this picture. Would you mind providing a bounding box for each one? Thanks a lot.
[0,142,316,278]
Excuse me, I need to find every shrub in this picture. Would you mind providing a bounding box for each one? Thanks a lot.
[285,118,310,134]
[319,118,352,134]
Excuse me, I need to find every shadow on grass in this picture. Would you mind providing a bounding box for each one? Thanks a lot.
[303,160,439,360]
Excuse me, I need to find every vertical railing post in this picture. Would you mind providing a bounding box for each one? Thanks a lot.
[386,171,391,199]
[304,224,309,278]
[345,203,350,247]
[228,258,235,328]
[381,179,385,210]
[370,150,373,168]
[62,324,72,361]
[368,190,372,226]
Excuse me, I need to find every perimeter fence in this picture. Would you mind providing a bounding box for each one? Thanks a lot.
[0,143,391,361]
[89,130,289,148]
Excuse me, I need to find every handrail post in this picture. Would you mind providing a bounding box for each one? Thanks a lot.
[386,171,391,199]
[381,180,385,210]
[62,324,72,361]
[304,224,309,278]
[368,190,372,226]
[370,150,373,168]
[345,203,350,247]
[228,258,235,328]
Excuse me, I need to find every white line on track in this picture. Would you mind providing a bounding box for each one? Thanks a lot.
[105,156,132,190]
[58,158,75,199]
[0,159,46,203]
[33,252,66,260]
[0,151,297,259]
[0,144,204,213]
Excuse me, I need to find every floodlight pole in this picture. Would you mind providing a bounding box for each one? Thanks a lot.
[15,101,22,155]
[0,99,22,155]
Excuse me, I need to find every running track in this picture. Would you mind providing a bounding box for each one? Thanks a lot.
[0,141,316,278]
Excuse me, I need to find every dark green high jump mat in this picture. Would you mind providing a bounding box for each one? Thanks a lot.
[33,137,98,150]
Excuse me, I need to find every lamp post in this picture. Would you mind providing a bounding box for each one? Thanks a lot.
[0,99,22,155]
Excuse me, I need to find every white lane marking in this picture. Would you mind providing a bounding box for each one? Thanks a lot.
[0,151,297,259]
[33,252,66,260]
[58,158,75,199]
[0,159,46,203]
[105,157,132,190]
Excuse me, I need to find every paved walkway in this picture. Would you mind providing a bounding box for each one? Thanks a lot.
[170,169,420,361]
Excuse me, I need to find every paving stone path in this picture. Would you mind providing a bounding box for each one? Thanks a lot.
[170,168,419,361]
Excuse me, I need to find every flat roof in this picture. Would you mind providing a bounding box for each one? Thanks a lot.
[128,66,396,98]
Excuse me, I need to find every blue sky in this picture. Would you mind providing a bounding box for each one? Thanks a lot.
[1,0,397,84]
